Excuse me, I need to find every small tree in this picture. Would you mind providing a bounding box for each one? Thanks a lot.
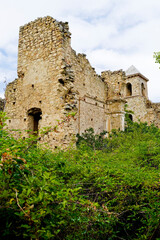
[153,51,160,66]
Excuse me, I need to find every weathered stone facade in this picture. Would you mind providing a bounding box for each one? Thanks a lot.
[5,16,160,148]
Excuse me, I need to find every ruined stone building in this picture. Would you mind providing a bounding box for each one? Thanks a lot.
[4,16,160,148]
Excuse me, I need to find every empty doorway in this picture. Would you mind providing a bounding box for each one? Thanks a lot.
[27,108,42,135]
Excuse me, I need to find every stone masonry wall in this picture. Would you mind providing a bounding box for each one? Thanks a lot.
[125,75,148,98]
[126,96,160,127]
[5,16,78,149]
[101,70,126,99]
[70,52,107,134]
[54,25,109,135]
[145,101,160,128]
[101,70,126,131]
[5,16,113,148]
[4,16,160,149]
[125,96,147,122]
[124,74,160,127]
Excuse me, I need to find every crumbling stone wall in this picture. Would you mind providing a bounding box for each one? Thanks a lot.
[101,70,126,131]
[56,26,109,135]
[145,101,160,128]
[5,16,78,148]
[5,17,109,148]
[4,16,160,149]
[5,16,126,147]
[69,52,107,134]
[101,70,126,99]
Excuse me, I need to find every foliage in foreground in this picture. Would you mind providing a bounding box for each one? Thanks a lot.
[0,111,160,239]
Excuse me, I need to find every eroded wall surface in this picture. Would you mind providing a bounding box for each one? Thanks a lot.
[5,16,112,148]
[4,16,160,149]
[70,52,107,134]
[5,17,78,148]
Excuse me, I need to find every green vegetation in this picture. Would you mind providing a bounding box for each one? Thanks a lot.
[0,112,160,239]
[154,51,160,66]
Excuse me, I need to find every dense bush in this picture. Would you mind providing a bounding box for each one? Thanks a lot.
[0,112,160,239]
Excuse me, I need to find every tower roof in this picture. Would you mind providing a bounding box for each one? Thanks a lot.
[125,65,140,76]
[125,65,149,81]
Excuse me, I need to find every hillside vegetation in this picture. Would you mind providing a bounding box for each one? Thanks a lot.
[0,112,160,240]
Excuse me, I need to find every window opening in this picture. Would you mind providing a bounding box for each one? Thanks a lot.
[128,114,133,121]
[126,83,132,96]
[141,83,145,97]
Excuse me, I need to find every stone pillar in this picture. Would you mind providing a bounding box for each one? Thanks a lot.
[105,99,126,132]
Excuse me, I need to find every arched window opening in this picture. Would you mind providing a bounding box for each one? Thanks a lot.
[128,114,133,121]
[126,83,132,96]
[141,83,145,97]
[27,108,42,136]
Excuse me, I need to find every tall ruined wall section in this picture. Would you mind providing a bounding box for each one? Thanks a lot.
[101,70,126,99]
[101,70,126,131]
[70,52,107,134]
[57,27,108,135]
[5,17,78,148]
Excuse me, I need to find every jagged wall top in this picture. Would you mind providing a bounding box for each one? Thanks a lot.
[19,16,71,37]
[17,16,71,78]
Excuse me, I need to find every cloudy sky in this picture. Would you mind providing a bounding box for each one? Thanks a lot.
[0,0,160,101]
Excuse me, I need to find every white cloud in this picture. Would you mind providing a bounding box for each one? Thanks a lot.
[0,69,17,98]
[0,0,160,101]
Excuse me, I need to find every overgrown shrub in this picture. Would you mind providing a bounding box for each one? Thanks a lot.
[76,128,108,150]
[0,112,160,239]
